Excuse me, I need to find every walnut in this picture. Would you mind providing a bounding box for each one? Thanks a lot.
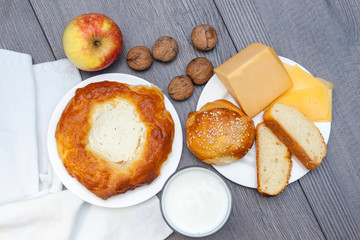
[191,24,218,51]
[168,75,194,100]
[126,46,152,71]
[152,36,179,62]
[186,57,214,85]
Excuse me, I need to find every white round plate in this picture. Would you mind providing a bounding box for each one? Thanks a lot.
[197,57,331,188]
[48,73,183,208]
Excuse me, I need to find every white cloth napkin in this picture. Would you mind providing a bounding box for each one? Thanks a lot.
[0,49,173,240]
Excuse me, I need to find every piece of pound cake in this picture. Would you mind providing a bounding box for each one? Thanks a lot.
[263,103,327,170]
[256,123,292,196]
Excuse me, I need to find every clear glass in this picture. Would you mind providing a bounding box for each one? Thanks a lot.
[160,166,233,238]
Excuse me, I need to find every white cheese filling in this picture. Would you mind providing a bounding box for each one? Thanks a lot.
[87,98,146,164]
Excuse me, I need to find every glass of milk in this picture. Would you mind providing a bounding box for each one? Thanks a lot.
[160,166,233,237]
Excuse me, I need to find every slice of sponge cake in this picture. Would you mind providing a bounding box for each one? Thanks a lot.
[256,123,292,196]
[263,103,327,170]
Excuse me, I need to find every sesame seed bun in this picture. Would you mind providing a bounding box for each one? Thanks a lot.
[186,99,255,165]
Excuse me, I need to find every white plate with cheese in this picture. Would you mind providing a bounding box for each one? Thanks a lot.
[48,73,183,207]
[197,57,331,188]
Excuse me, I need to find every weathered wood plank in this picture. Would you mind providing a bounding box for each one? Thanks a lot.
[30,0,326,239]
[0,0,54,63]
[215,0,360,239]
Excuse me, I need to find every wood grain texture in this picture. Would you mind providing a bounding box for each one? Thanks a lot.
[30,1,327,239]
[28,0,327,239]
[215,0,360,239]
[0,0,55,63]
[17,0,358,239]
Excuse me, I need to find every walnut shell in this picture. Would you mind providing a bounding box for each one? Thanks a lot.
[152,36,179,62]
[191,24,218,51]
[126,46,153,71]
[186,57,214,85]
[168,75,194,101]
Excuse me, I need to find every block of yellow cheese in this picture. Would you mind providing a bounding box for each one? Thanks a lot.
[271,64,334,121]
[214,43,292,118]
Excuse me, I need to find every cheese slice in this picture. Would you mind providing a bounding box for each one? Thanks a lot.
[283,64,327,91]
[316,78,333,121]
[273,64,334,121]
[273,88,330,121]
[215,43,292,118]
[316,77,335,89]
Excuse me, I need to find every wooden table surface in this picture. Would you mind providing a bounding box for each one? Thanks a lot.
[1,0,359,239]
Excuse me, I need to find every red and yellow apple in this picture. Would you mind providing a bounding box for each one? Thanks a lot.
[63,13,123,71]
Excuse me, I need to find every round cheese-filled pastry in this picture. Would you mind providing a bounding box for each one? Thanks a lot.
[55,81,174,200]
[186,99,255,165]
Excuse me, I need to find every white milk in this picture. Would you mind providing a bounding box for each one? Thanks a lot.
[161,167,232,237]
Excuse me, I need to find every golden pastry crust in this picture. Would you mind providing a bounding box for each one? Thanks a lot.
[186,99,255,165]
[55,81,174,200]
